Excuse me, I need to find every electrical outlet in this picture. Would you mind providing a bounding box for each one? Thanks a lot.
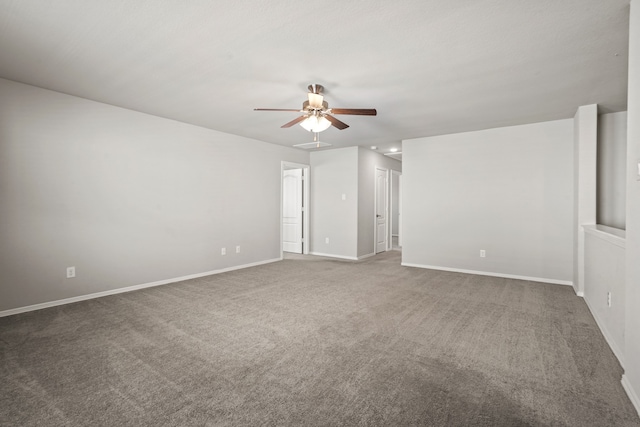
[221,247,226,255]
[325,237,329,244]
[236,245,240,253]
[607,291,612,307]
[66,266,75,278]
[480,250,486,258]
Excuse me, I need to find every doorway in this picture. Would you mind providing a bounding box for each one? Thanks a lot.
[281,162,310,255]
[374,167,389,253]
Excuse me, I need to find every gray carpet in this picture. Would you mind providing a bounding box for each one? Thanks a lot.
[1,251,639,426]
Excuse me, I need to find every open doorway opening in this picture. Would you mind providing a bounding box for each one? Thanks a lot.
[281,162,310,256]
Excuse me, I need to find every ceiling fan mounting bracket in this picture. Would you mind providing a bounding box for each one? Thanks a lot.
[308,84,324,94]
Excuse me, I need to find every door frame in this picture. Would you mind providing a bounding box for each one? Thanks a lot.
[374,166,390,254]
[281,161,310,257]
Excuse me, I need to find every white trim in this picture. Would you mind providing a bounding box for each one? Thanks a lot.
[309,252,358,261]
[400,262,574,286]
[357,252,376,260]
[575,290,584,297]
[0,258,281,318]
[582,293,625,367]
[583,224,626,248]
[622,375,640,418]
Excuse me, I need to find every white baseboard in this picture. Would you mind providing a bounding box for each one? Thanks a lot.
[400,262,574,286]
[309,252,358,261]
[582,294,625,368]
[357,253,376,260]
[622,375,640,418]
[0,258,281,318]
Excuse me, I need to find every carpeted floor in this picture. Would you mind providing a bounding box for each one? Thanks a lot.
[1,251,639,426]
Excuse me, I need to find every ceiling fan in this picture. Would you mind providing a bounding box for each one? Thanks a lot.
[254,84,377,133]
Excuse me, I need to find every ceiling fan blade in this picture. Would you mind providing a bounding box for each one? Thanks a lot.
[254,108,303,112]
[330,108,377,116]
[281,115,308,128]
[325,114,349,130]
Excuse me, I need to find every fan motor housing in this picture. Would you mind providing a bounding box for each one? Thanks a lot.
[303,100,328,111]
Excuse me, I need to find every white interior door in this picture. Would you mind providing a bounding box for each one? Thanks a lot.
[398,174,402,248]
[283,168,303,253]
[375,167,388,253]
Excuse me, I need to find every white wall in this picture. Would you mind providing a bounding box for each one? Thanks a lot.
[357,147,401,258]
[309,147,359,259]
[402,119,574,283]
[0,78,309,312]
[391,172,400,236]
[623,0,640,414]
[573,104,598,295]
[597,111,627,229]
[583,226,626,365]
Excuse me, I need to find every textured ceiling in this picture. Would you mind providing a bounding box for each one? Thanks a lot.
[0,0,630,152]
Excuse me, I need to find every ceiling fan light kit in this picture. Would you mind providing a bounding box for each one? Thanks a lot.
[255,84,377,137]
[299,115,331,132]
